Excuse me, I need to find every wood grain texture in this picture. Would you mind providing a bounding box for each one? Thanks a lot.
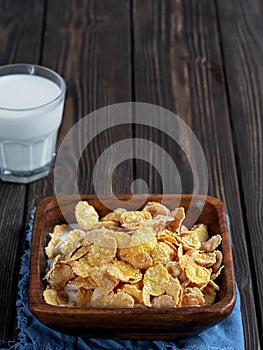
[216,0,263,346]
[0,0,45,65]
[26,0,133,210]
[0,0,45,343]
[0,184,26,342]
[132,0,259,348]
[0,0,261,347]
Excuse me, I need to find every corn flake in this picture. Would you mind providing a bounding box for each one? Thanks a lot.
[120,211,152,229]
[143,264,170,296]
[169,207,185,233]
[46,261,75,291]
[43,201,224,309]
[108,260,142,283]
[76,287,92,307]
[58,229,86,260]
[45,234,61,259]
[89,266,119,293]
[151,242,175,265]
[191,223,209,242]
[43,287,58,306]
[202,234,222,252]
[142,201,171,217]
[142,285,152,307]
[87,233,117,266]
[202,284,217,305]
[165,276,181,305]
[152,295,176,308]
[177,231,201,250]
[120,284,143,304]
[180,255,211,285]
[75,201,99,230]
[181,287,205,307]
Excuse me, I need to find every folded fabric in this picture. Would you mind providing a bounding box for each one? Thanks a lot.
[2,210,245,350]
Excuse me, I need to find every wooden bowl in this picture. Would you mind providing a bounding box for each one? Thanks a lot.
[28,194,236,339]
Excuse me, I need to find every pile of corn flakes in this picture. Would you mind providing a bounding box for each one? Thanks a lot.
[43,201,224,308]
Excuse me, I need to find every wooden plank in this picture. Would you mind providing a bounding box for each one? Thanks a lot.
[216,0,263,346]
[0,0,46,343]
[132,0,259,348]
[25,0,133,230]
[25,0,133,209]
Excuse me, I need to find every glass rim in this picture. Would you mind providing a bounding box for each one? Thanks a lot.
[0,63,66,112]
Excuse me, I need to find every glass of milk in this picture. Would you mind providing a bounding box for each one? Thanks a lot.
[0,64,66,183]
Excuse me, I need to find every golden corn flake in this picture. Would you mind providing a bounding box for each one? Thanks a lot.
[181,287,205,307]
[113,231,132,248]
[76,287,92,307]
[187,250,217,267]
[142,201,171,217]
[67,276,96,290]
[75,201,99,230]
[43,201,224,309]
[130,226,157,249]
[101,211,122,223]
[71,254,92,277]
[157,230,179,245]
[108,260,142,284]
[212,250,223,272]
[90,288,108,308]
[191,223,209,242]
[58,229,86,260]
[102,220,120,227]
[45,233,61,259]
[120,284,143,304]
[107,291,135,308]
[90,289,134,308]
[208,279,220,291]
[177,231,201,250]
[143,264,170,296]
[202,284,217,305]
[118,245,140,265]
[143,217,169,232]
[119,226,157,265]
[165,261,181,278]
[142,285,152,307]
[169,207,185,233]
[70,243,92,261]
[47,262,75,291]
[129,251,153,270]
[89,266,119,293]
[180,255,211,285]
[201,234,222,252]
[151,242,175,265]
[86,234,117,266]
[165,276,181,305]
[152,295,176,308]
[52,224,69,235]
[120,210,152,229]
[45,224,69,259]
[43,287,58,306]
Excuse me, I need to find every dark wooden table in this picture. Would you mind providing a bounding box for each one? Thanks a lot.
[0,1,262,349]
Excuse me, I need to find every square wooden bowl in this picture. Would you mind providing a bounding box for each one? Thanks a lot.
[28,194,236,339]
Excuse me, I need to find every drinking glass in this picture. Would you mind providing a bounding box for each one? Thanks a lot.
[0,64,66,183]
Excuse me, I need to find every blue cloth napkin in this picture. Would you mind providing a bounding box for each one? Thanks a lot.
[2,210,245,350]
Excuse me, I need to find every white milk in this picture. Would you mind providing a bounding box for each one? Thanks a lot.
[0,75,61,109]
[0,74,65,175]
